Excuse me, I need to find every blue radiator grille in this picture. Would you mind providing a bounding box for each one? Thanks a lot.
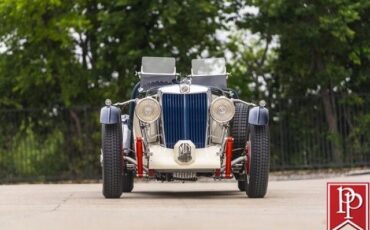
[162,93,208,148]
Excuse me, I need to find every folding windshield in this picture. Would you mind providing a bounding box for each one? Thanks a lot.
[191,58,226,75]
[140,57,176,90]
[191,58,227,88]
[141,57,176,74]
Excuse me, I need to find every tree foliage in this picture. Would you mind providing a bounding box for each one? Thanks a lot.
[0,0,226,108]
[0,0,231,180]
[241,0,370,95]
[236,0,370,163]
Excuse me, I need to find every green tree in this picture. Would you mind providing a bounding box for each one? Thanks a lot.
[0,0,229,180]
[0,0,89,108]
[238,0,370,163]
[0,0,227,108]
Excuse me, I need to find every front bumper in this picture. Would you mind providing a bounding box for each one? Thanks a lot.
[148,145,221,170]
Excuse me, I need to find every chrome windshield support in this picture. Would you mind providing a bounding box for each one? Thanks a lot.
[231,99,256,107]
[113,99,137,107]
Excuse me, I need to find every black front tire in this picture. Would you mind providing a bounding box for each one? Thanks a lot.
[238,180,246,192]
[102,124,123,198]
[246,125,270,198]
[122,171,134,193]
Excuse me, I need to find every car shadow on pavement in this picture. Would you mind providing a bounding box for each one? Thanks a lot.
[123,190,245,199]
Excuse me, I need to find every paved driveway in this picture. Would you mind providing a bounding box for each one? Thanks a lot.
[0,175,369,230]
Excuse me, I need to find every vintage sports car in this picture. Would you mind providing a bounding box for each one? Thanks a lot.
[100,57,269,198]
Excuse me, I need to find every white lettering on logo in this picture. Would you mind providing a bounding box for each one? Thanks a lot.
[337,186,363,220]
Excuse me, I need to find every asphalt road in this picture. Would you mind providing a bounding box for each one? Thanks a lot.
[0,174,369,230]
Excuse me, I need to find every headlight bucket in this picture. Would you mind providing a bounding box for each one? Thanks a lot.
[210,96,235,123]
[135,97,161,123]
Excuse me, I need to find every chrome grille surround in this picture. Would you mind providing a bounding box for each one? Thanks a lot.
[159,85,210,149]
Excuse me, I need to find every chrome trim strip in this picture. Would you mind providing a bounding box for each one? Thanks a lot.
[158,90,166,146]
[183,94,188,138]
[206,89,212,147]
[159,84,208,94]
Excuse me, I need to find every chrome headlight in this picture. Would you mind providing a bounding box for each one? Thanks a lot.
[210,96,235,123]
[135,97,160,123]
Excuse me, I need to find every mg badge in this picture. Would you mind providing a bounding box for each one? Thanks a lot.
[178,143,192,163]
[174,140,196,165]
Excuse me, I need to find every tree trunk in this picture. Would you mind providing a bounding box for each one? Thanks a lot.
[69,110,82,139]
[321,88,342,164]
